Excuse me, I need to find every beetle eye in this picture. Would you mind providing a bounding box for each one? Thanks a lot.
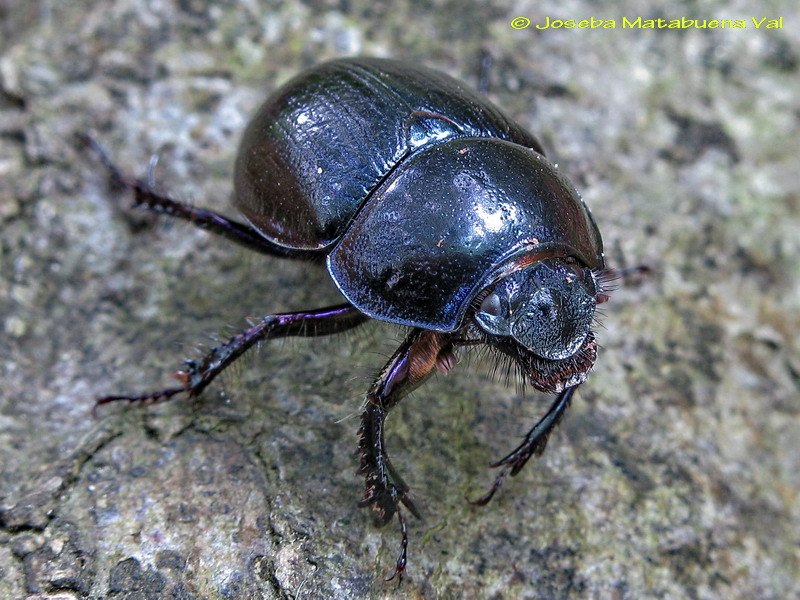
[475,290,512,337]
[479,292,503,317]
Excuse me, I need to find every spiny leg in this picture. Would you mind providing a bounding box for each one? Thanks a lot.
[79,134,317,260]
[96,304,368,410]
[471,385,578,506]
[385,508,408,584]
[358,328,456,582]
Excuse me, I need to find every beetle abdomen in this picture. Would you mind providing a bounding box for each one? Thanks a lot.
[234,58,545,250]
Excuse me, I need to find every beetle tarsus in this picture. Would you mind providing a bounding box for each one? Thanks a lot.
[470,386,577,505]
[92,386,186,418]
[598,264,652,291]
[385,508,408,584]
[614,264,652,279]
[78,133,127,184]
[468,465,511,506]
[94,305,367,415]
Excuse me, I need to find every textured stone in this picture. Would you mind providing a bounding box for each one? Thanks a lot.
[1,1,798,598]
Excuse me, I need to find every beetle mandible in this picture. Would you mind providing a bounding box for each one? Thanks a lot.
[90,57,607,581]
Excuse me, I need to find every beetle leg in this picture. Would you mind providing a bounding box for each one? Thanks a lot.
[95,304,368,411]
[384,507,408,585]
[358,328,455,580]
[80,134,318,260]
[477,49,493,96]
[470,385,577,506]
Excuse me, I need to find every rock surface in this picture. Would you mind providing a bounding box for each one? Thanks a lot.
[1,1,798,598]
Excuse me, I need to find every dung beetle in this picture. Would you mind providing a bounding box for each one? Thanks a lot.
[88,57,607,581]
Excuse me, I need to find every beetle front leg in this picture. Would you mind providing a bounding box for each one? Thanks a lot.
[357,328,455,581]
[471,385,577,506]
[96,304,368,410]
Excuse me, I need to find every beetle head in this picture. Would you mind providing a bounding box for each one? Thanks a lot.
[475,257,598,361]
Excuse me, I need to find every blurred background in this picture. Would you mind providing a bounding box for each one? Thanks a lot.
[1,0,798,598]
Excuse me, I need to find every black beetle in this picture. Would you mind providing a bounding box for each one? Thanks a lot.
[89,57,607,581]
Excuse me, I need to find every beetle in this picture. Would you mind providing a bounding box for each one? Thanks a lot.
[88,57,607,581]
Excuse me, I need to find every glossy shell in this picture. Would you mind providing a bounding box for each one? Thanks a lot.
[234,57,544,249]
[234,57,604,331]
[328,138,603,330]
